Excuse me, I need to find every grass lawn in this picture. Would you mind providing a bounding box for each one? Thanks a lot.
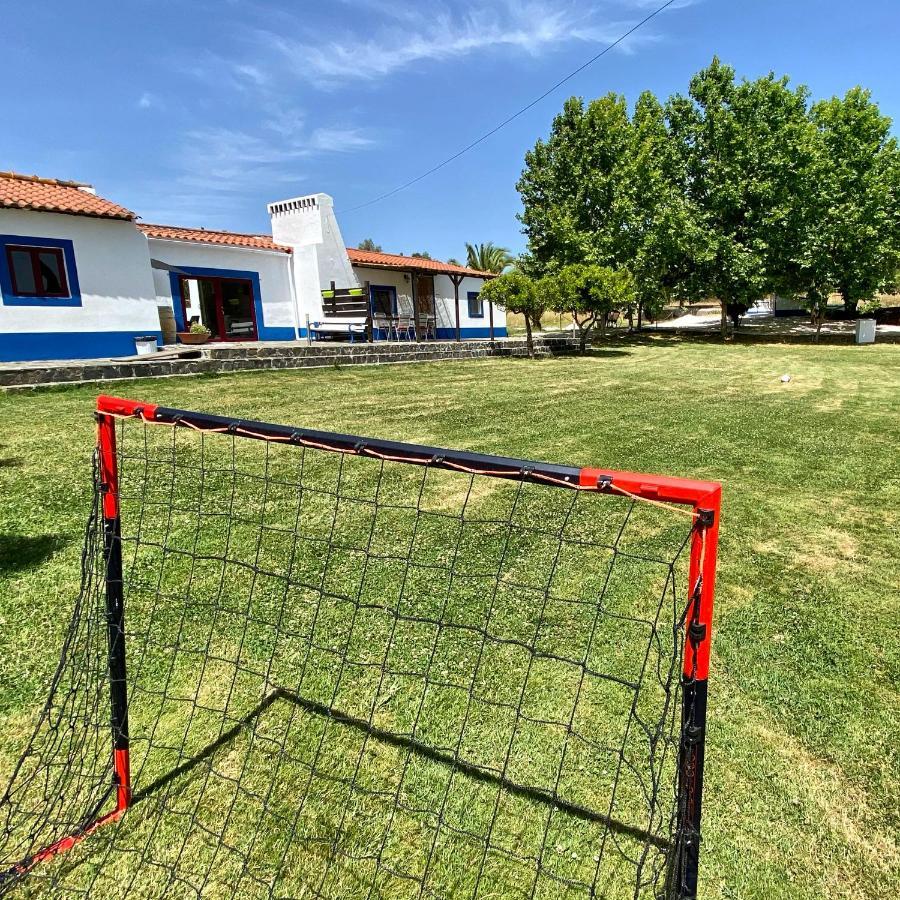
[0,338,897,898]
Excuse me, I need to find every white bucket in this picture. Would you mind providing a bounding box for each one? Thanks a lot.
[134,336,158,356]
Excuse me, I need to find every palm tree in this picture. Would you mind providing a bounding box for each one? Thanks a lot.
[465,242,514,274]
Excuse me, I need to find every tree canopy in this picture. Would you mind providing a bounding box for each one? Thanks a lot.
[357,238,382,252]
[517,58,900,337]
[480,272,541,357]
[541,264,635,351]
[465,242,514,274]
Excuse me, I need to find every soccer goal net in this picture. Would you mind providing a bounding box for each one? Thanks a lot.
[0,396,720,900]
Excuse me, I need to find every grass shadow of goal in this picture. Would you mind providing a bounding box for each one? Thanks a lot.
[131,686,670,856]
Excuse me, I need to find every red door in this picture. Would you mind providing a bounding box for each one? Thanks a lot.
[179,277,258,341]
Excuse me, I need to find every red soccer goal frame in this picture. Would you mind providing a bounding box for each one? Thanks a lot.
[9,395,721,899]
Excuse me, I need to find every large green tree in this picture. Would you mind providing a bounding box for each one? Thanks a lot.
[517,94,635,273]
[811,88,900,314]
[517,92,698,329]
[479,272,541,357]
[666,59,792,336]
[623,91,699,327]
[517,59,899,338]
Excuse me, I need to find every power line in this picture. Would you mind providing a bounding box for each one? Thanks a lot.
[341,0,679,214]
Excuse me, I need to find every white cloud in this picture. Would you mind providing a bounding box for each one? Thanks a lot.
[137,91,163,110]
[143,114,374,225]
[308,127,376,152]
[256,0,661,88]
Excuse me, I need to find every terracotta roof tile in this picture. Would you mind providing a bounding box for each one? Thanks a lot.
[346,247,494,278]
[0,172,135,220]
[139,223,291,253]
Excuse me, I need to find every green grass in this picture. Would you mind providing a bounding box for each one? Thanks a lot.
[0,338,898,898]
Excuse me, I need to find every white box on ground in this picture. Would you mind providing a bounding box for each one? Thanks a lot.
[855,318,876,344]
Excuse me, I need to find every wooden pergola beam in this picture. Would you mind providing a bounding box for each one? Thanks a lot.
[449,273,465,342]
[410,271,421,342]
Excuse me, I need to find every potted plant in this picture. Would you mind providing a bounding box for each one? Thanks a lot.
[177,322,212,345]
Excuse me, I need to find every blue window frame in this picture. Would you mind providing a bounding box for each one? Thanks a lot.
[0,234,82,307]
[467,291,483,318]
[370,284,398,316]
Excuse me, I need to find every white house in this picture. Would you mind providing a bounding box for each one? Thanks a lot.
[0,174,160,361]
[0,172,503,363]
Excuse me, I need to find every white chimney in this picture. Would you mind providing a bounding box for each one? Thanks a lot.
[268,193,358,324]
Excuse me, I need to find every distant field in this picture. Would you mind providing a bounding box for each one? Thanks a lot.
[0,339,898,898]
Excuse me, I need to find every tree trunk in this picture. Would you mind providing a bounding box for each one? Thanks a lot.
[578,325,589,353]
[720,301,728,339]
[524,315,534,358]
[842,294,859,317]
[627,307,634,332]
[637,301,643,332]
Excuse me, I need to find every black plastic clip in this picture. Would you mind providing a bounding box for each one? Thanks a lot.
[227,422,239,435]
[688,621,707,646]
[431,454,445,465]
[133,406,144,419]
[354,440,366,454]
[521,465,534,478]
[290,431,304,445]
[697,508,715,528]
[683,723,703,746]
[597,475,613,491]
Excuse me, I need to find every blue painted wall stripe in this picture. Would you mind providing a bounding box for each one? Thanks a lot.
[0,331,162,363]
[435,327,508,340]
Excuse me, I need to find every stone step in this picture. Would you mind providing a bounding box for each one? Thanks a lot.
[1,337,566,390]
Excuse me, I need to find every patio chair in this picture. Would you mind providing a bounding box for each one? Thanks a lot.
[420,315,437,340]
[393,316,414,341]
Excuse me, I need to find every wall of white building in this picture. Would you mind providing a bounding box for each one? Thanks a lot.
[0,210,160,361]
[0,198,504,362]
[269,193,358,326]
[352,267,506,338]
[147,239,298,340]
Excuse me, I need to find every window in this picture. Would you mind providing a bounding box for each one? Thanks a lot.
[6,245,69,297]
[467,291,483,318]
[370,285,398,317]
[1,235,81,307]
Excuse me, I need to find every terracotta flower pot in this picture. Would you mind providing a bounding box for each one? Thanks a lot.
[177,331,211,345]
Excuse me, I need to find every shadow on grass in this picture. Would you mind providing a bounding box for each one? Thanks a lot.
[133,687,669,853]
[0,534,68,574]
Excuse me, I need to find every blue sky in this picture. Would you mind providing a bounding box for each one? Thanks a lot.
[4,0,898,260]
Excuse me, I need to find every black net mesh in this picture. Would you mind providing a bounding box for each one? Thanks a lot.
[0,414,699,899]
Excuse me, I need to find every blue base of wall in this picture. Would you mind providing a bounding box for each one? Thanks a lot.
[0,331,163,363]
[258,326,300,341]
[435,327,508,339]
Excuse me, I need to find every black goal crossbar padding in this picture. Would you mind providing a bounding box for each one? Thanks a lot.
[102,398,585,490]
